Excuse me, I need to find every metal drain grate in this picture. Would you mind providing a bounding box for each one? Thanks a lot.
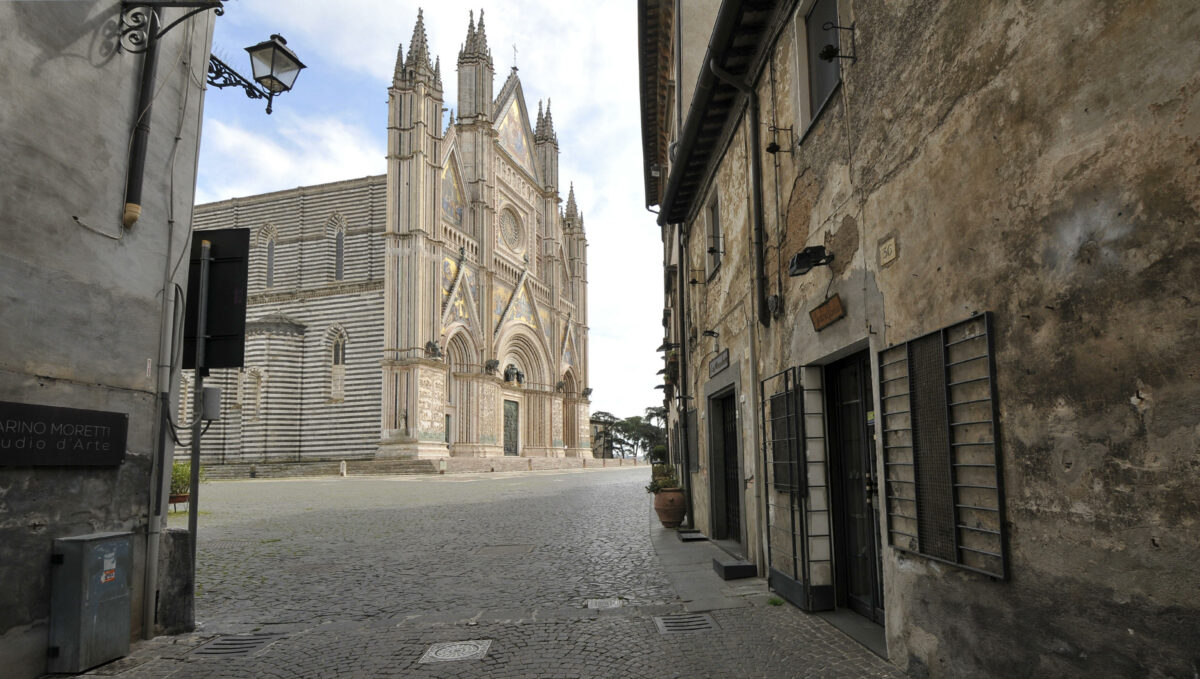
[418,640,492,663]
[586,598,623,609]
[192,633,286,657]
[654,613,716,634]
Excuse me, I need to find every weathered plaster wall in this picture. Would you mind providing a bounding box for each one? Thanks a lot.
[0,2,211,676]
[749,1,1200,677]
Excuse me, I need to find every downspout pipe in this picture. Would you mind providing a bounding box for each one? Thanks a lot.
[676,227,694,528]
[123,7,161,228]
[708,58,769,329]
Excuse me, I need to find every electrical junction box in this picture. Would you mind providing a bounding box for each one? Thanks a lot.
[47,532,133,674]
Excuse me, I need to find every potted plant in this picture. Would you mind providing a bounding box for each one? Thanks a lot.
[647,465,686,528]
[169,460,202,506]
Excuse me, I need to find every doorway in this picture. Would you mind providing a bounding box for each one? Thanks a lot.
[503,400,519,456]
[709,391,741,545]
[826,351,884,624]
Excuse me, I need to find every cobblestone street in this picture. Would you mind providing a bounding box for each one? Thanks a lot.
[91,468,903,678]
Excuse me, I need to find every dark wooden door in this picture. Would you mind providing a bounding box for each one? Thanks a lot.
[827,352,884,623]
[503,400,519,456]
[717,393,741,541]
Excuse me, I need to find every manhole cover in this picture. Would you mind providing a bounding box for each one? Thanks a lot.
[475,544,535,556]
[586,598,623,609]
[418,640,492,663]
[192,633,286,657]
[654,613,716,634]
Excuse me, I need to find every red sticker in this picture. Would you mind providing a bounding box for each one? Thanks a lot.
[102,569,116,583]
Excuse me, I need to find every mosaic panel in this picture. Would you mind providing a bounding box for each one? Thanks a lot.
[440,161,466,227]
[496,98,535,173]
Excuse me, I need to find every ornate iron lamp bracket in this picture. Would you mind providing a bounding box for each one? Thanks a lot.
[120,2,226,53]
[206,54,273,112]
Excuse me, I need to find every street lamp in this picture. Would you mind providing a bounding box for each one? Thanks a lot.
[119,2,306,226]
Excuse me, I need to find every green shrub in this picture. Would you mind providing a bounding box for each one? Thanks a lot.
[645,466,680,493]
[647,444,668,465]
[170,461,204,495]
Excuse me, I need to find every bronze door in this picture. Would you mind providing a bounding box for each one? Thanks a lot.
[503,400,519,456]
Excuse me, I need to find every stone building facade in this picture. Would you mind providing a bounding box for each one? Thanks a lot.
[189,10,591,463]
[640,1,1199,677]
[0,3,213,676]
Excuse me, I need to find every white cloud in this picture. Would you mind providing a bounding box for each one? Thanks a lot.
[196,116,383,204]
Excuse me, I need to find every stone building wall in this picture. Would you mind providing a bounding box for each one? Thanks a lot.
[644,1,1199,677]
[0,3,213,676]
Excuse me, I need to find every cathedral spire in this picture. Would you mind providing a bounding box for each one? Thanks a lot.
[535,100,545,138]
[565,183,579,220]
[434,55,442,88]
[405,9,433,74]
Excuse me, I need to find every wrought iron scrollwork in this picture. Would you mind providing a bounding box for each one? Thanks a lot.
[120,2,226,54]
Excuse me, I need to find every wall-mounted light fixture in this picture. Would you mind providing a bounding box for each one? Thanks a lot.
[765,125,795,155]
[555,381,566,392]
[120,4,305,114]
[656,342,681,352]
[788,245,835,276]
[701,330,719,339]
[818,21,857,63]
[118,2,305,227]
[707,235,724,256]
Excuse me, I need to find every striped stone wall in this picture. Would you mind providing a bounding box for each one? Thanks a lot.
[178,176,387,463]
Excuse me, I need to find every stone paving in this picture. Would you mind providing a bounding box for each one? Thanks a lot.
[74,467,905,678]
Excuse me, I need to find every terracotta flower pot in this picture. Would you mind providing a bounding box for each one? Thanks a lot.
[653,487,686,528]
[169,493,189,505]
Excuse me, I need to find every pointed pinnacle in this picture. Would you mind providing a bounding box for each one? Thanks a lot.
[565,182,578,219]
[392,42,404,83]
[476,8,489,52]
[405,8,432,72]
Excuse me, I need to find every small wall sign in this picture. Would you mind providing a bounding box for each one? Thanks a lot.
[0,401,128,466]
[709,349,730,377]
[810,294,847,331]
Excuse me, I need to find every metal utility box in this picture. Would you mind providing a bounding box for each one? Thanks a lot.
[47,532,133,674]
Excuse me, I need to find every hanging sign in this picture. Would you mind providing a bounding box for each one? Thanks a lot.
[810,294,846,331]
[709,349,730,377]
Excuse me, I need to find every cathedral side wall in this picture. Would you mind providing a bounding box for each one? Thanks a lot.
[185,177,387,463]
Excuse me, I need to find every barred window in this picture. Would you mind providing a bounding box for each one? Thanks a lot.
[878,313,1007,579]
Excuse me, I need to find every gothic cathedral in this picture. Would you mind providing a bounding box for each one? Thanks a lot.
[187,10,591,464]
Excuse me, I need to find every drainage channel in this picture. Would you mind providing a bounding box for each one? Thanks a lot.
[191,632,287,657]
[653,613,717,634]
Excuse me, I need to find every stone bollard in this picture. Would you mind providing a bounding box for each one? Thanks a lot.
[339,460,347,477]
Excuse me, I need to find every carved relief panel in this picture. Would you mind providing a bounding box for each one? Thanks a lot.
[416,366,446,441]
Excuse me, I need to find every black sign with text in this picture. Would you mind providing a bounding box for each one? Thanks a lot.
[0,401,128,466]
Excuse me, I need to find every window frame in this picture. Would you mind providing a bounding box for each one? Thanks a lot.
[705,194,722,278]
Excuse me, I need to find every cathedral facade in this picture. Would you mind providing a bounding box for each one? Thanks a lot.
[186,10,591,463]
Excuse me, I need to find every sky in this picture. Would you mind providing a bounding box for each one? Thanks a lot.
[195,1,662,420]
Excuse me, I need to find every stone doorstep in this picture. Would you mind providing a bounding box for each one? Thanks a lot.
[712,557,757,580]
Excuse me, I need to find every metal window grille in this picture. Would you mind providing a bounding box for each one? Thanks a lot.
[877,313,1008,579]
[760,366,833,611]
